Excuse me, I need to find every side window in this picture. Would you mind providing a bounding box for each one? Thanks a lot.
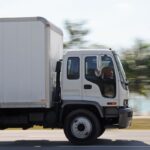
[85,56,97,81]
[84,55,116,98]
[67,57,80,79]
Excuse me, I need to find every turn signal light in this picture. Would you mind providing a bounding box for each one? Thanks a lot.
[107,102,117,105]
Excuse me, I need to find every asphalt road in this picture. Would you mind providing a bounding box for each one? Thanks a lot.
[0,129,149,150]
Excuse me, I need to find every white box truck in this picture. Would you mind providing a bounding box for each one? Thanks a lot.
[0,17,132,144]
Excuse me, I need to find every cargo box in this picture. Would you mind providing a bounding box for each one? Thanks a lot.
[0,17,63,108]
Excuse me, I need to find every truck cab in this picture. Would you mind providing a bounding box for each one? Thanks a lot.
[60,49,132,144]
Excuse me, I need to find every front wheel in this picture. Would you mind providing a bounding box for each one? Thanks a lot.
[63,109,101,145]
[98,126,105,137]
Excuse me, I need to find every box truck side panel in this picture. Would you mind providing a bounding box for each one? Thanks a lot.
[0,20,47,108]
[0,24,3,103]
[49,29,63,106]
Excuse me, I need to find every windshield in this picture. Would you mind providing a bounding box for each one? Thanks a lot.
[113,52,128,90]
[115,54,126,80]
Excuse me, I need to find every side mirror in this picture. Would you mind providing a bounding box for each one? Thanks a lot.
[125,80,129,86]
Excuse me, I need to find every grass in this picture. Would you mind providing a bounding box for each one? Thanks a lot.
[128,118,150,129]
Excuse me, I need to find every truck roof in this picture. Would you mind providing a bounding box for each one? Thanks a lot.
[0,17,63,35]
[64,49,115,56]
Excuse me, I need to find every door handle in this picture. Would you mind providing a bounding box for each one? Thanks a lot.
[84,84,92,89]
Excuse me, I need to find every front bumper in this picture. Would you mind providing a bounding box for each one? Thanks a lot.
[118,107,133,128]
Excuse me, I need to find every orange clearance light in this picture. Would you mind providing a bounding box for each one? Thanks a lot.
[107,102,117,105]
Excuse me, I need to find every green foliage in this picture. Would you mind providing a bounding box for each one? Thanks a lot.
[63,20,107,49]
[122,39,150,96]
[63,20,89,48]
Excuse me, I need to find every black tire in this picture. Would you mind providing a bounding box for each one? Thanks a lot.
[63,109,101,145]
[97,126,105,137]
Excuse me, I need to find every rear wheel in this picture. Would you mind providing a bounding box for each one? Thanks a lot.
[63,109,101,145]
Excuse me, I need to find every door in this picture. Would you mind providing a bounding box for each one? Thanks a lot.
[82,54,118,106]
[61,56,82,100]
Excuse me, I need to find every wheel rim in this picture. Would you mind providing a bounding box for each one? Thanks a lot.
[71,116,92,139]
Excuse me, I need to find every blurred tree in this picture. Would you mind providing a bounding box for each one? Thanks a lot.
[63,20,107,49]
[122,39,150,96]
[87,43,108,49]
[63,20,89,48]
